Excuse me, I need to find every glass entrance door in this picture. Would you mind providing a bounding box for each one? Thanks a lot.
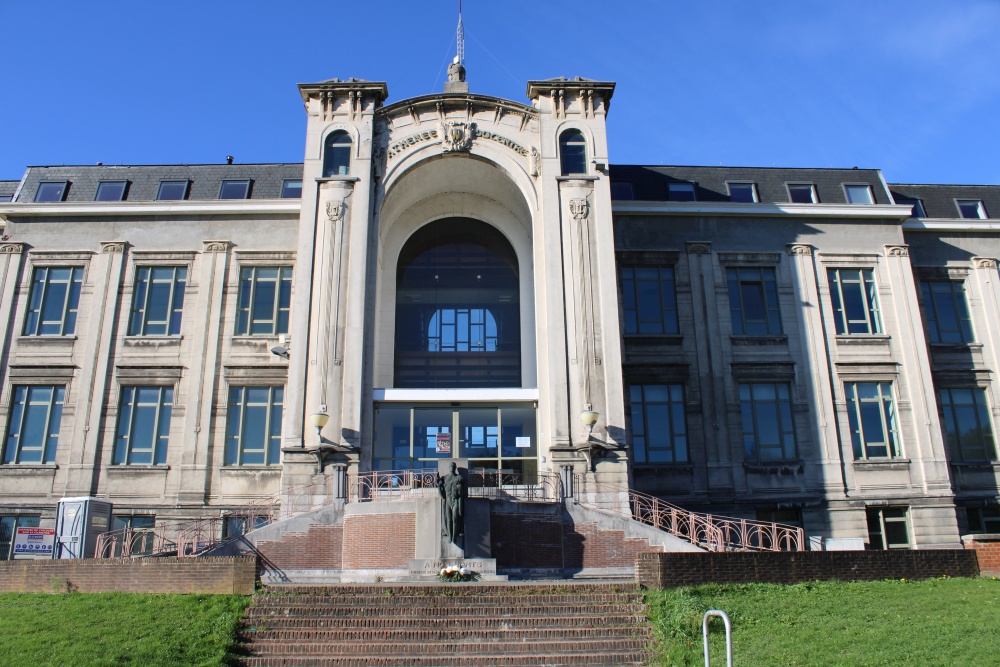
[374,402,537,481]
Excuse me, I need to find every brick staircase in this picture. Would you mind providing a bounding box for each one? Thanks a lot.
[237,583,652,666]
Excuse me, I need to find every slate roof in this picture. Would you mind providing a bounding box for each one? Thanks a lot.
[0,181,19,201]
[609,165,893,205]
[888,183,1000,219]
[12,164,304,202]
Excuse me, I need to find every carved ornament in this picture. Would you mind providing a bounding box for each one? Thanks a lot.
[884,245,909,257]
[787,244,814,256]
[974,257,998,269]
[569,198,589,222]
[686,243,711,255]
[438,120,476,152]
[203,241,230,253]
[0,243,24,254]
[101,242,125,254]
[529,147,540,177]
[326,199,346,223]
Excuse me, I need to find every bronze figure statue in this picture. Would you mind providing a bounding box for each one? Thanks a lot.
[437,461,465,544]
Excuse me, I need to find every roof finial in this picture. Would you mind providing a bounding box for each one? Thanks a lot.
[445,0,468,92]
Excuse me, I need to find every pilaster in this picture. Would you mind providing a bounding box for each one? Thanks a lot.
[0,243,26,391]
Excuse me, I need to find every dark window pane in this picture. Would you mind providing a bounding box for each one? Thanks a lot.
[668,183,696,201]
[157,181,187,200]
[788,184,815,203]
[559,130,587,175]
[280,179,302,199]
[95,181,127,201]
[845,185,873,204]
[323,133,352,177]
[34,182,67,202]
[219,180,250,200]
[729,183,756,203]
[610,182,634,200]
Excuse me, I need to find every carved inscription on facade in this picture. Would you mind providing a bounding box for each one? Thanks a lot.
[387,125,529,159]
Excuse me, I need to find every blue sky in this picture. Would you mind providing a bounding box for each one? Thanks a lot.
[2,0,998,184]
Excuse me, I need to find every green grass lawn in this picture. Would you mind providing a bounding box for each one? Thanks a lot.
[647,577,1000,666]
[0,592,251,667]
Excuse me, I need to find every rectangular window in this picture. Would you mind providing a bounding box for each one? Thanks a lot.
[128,267,186,336]
[866,507,909,549]
[236,267,292,335]
[620,266,679,335]
[846,382,900,459]
[610,182,634,200]
[0,195,13,203]
[630,384,687,463]
[727,266,782,335]
[23,267,84,336]
[225,386,283,466]
[967,507,1000,534]
[739,383,797,462]
[828,268,882,335]
[957,199,987,219]
[939,388,996,462]
[219,180,251,200]
[2,386,64,464]
[111,515,156,556]
[113,386,172,465]
[222,515,269,539]
[787,183,817,203]
[667,183,696,201]
[893,195,926,218]
[34,182,67,202]
[280,179,302,199]
[0,515,42,560]
[156,181,188,201]
[844,184,874,205]
[94,181,127,201]
[728,182,758,203]
[920,280,974,344]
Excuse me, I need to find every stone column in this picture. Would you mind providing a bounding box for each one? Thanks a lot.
[786,243,849,497]
[64,241,126,497]
[969,257,1000,394]
[0,243,26,389]
[176,241,230,505]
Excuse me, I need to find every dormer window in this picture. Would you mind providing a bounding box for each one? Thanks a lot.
[787,183,817,204]
[957,199,987,219]
[559,130,587,176]
[323,132,352,177]
[34,182,68,202]
[157,181,188,201]
[95,181,127,201]
[844,184,874,205]
[668,183,696,202]
[219,180,251,200]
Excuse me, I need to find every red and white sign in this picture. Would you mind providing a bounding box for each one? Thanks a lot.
[13,527,55,559]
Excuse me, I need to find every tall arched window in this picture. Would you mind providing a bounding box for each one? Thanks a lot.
[559,129,588,176]
[395,218,520,388]
[323,132,352,177]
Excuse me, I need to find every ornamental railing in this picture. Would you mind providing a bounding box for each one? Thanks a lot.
[347,469,565,503]
[572,475,805,552]
[348,469,440,502]
[467,470,562,502]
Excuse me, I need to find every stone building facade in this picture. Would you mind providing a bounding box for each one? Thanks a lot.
[0,74,997,556]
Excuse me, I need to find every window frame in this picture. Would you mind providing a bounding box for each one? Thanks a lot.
[845,381,901,459]
[739,382,798,463]
[558,129,588,176]
[224,385,284,466]
[892,195,926,218]
[956,199,987,219]
[2,385,65,465]
[234,265,293,336]
[667,182,696,202]
[0,515,42,560]
[938,387,997,462]
[727,182,758,203]
[112,385,173,466]
[610,182,634,200]
[34,182,68,203]
[23,266,85,336]
[280,179,302,199]
[128,266,187,336]
[218,179,251,200]
[827,267,882,335]
[322,132,353,177]
[919,279,974,344]
[619,265,679,335]
[156,180,189,201]
[843,183,874,205]
[786,183,818,204]
[866,506,910,549]
[966,506,1000,534]
[726,265,783,336]
[94,181,128,201]
[629,383,688,464]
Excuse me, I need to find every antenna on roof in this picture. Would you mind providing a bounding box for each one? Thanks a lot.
[445,0,468,93]
[456,0,465,66]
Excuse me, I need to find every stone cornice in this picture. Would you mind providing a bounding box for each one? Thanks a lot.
[612,201,914,220]
[0,199,301,222]
[297,79,388,104]
[379,93,536,120]
[902,219,1000,232]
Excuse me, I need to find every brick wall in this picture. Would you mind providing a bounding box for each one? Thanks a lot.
[342,513,415,569]
[963,534,1000,576]
[0,557,256,594]
[491,513,664,570]
[256,524,343,571]
[637,550,980,589]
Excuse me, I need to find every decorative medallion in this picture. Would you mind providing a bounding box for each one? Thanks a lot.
[438,120,476,152]
[884,245,909,257]
[326,199,345,223]
[101,242,125,254]
[569,198,589,222]
[787,244,814,256]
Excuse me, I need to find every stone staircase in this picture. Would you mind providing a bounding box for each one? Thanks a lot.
[237,583,652,666]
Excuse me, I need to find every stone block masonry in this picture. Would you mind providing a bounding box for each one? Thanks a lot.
[0,557,256,594]
[963,534,1000,576]
[637,550,980,589]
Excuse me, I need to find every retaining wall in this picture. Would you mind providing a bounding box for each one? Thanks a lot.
[963,534,1000,576]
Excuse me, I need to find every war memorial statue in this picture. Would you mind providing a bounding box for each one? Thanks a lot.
[437,461,465,545]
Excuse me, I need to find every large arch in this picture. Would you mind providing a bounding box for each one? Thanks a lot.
[374,153,536,389]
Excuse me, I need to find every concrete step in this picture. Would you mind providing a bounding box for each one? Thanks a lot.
[246,603,645,619]
[239,653,649,667]
[252,593,642,607]
[241,627,651,643]
[246,638,650,656]
[263,584,640,596]
[243,615,647,631]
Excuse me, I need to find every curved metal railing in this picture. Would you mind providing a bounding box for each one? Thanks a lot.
[573,475,805,552]
[349,469,440,502]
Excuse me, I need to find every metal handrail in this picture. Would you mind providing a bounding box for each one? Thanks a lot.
[573,475,805,552]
